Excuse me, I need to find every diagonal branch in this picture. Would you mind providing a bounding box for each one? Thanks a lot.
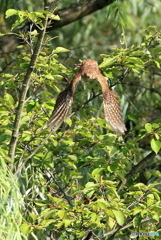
[101,216,151,238]
[8,3,49,162]
[15,129,55,175]
[117,151,157,192]
[51,0,116,30]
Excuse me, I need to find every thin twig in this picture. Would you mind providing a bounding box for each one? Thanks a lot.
[70,76,128,115]
[71,91,102,116]
[15,129,55,175]
[52,174,74,207]
[124,82,161,96]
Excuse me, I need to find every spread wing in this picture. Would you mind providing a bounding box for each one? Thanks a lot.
[47,86,74,131]
[103,89,127,135]
[47,73,81,131]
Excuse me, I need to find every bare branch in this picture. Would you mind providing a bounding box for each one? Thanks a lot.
[51,0,116,30]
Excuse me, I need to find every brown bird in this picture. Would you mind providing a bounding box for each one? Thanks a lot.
[48,59,127,134]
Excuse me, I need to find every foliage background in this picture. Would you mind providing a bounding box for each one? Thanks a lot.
[0,0,161,239]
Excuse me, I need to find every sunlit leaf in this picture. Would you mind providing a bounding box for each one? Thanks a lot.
[107,216,116,229]
[112,210,124,226]
[53,47,70,53]
[145,123,152,133]
[20,223,32,235]
[151,138,161,154]
[6,9,17,18]
[99,57,117,68]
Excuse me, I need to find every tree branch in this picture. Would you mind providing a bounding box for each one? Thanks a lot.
[82,231,93,240]
[117,151,157,192]
[0,0,116,55]
[8,3,49,162]
[51,0,116,30]
[101,216,151,238]
[71,91,102,116]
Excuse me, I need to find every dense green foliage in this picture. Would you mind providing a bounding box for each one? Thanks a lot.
[0,1,161,240]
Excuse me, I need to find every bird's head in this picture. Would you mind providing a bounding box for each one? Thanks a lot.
[75,59,100,80]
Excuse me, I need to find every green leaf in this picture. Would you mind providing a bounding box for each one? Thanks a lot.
[125,57,143,65]
[145,123,153,133]
[144,170,151,180]
[57,210,66,219]
[133,216,142,228]
[96,199,109,210]
[48,13,60,21]
[53,47,70,53]
[99,57,117,68]
[133,207,142,215]
[91,168,104,178]
[83,182,99,196]
[29,214,38,221]
[20,223,32,235]
[68,155,77,161]
[20,116,30,125]
[130,51,145,57]
[40,219,55,227]
[52,85,61,93]
[128,114,138,123]
[131,68,140,73]
[5,93,14,105]
[6,9,17,18]
[151,138,161,154]
[152,123,159,129]
[133,183,147,190]
[28,12,37,21]
[65,117,72,127]
[21,131,32,141]
[153,192,160,201]
[90,212,97,222]
[64,219,72,227]
[27,103,36,112]
[153,214,159,222]
[154,60,160,68]
[112,210,124,226]
[147,194,154,206]
[107,217,116,229]
[107,165,117,173]
[85,182,98,189]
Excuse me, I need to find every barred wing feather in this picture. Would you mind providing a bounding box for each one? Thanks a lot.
[48,86,74,131]
[103,89,127,135]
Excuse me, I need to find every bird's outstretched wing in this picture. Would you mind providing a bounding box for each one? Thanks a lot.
[102,89,127,135]
[47,86,74,131]
[48,72,81,131]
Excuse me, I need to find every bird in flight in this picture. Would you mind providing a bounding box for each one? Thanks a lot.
[47,59,127,135]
